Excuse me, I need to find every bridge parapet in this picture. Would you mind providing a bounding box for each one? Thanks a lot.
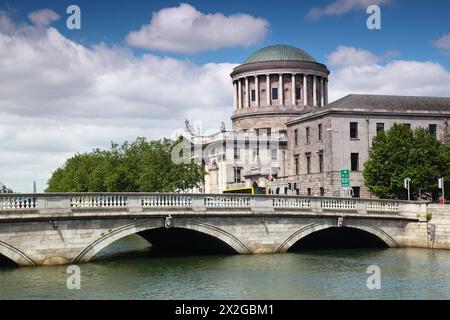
[0,193,426,218]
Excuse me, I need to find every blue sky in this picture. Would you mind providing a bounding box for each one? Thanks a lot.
[4,0,450,67]
[1,0,450,192]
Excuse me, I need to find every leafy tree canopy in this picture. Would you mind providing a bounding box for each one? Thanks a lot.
[46,138,205,193]
[363,124,450,200]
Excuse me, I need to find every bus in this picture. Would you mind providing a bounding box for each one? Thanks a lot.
[223,186,267,195]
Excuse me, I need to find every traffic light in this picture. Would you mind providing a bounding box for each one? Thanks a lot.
[288,183,292,190]
[294,182,297,190]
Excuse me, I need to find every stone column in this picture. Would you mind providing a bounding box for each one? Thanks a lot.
[255,75,259,107]
[238,79,242,109]
[245,77,249,108]
[303,74,308,107]
[266,74,270,106]
[321,77,324,107]
[233,81,237,110]
[279,74,284,106]
[325,78,328,105]
[291,74,296,106]
[313,75,317,107]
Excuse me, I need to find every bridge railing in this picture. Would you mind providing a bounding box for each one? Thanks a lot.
[0,192,425,216]
[0,195,37,210]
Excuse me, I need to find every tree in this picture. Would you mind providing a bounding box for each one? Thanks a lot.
[363,124,450,200]
[46,138,205,192]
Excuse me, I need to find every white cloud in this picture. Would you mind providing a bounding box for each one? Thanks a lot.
[0,10,16,33]
[27,8,59,27]
[327,46,450,102]
[126,3,269,53]
[0,10,236,192]
[306,0,392,21]
[433,33,450,53]
[327,45,379,67]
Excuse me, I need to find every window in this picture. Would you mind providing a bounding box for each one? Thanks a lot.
[234,146,240,160]
[319,151,324,173]
[352,187,361,198]
[403,123,411,130]
[306,153,311,174]
[272,88,278,100]
[294,156,299,175]
[351,153,359,171]
[234,167,242,183]
[320,187,325,197]
[253,149,258,162]
[376,122,384,133]
[251,90,256,102]
[307,188,312,196]
[429,124,437,137]
[306,127,311,144]
[295,87,301,100]
[272,148,278,160]
[350,122,358,139]
[294,129,299,145]
[318,124,323,141]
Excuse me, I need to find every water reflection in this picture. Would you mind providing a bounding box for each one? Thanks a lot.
[1,235,450,299]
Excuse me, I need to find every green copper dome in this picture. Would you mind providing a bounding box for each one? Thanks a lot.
[244,44,316,64]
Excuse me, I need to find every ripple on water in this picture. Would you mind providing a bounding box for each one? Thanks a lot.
[1,240,450,299]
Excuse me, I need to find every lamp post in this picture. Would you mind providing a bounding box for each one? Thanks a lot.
[327,127,345,196]
[404,177,411,201]
[439,177,445,203]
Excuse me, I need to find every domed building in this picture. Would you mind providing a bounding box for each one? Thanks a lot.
[231,44,329,131]
[186,44,450,197]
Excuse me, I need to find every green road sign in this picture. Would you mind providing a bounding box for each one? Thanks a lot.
[341,169,350,187]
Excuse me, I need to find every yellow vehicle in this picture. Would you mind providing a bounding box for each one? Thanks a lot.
[223,186,267,195]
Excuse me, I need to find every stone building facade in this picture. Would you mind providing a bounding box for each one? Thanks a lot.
[186,44,450,197]
[285,95,450,198]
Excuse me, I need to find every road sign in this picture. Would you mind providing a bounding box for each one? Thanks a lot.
[404,177,411,189]
[438,177,443,189]
[341,169,350,187]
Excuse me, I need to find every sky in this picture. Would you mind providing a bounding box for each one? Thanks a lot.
[0,0,450,192]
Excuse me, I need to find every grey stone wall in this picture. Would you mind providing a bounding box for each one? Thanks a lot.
[427,205,450,249]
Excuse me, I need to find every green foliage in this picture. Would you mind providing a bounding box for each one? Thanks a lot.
[363,124,450,200]
[46,138,205,192]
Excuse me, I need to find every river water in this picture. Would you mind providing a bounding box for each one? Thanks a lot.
[1,235,450,300]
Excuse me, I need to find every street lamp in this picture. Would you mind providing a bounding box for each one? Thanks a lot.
[404,177,411,201]
[438,177,445,203]
[327,127,346,196]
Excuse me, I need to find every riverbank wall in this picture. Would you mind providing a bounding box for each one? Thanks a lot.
[427,205,450,249]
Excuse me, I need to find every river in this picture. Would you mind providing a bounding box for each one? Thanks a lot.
[1,235,450,300]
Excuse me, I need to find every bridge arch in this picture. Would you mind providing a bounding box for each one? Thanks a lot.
[0,240,36,266]
[73,218,250,263]
[276,221,399,253]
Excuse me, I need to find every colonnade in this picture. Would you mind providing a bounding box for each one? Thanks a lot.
[233,73,328,110]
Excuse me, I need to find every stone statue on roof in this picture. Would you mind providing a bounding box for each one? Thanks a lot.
[184,119,194,135]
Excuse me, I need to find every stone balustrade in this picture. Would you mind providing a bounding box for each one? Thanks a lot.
[0,193,426,217]
[0,195,37,210]
[71,195,128,208]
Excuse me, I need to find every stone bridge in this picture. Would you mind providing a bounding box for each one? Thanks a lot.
[0,193,432,266]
